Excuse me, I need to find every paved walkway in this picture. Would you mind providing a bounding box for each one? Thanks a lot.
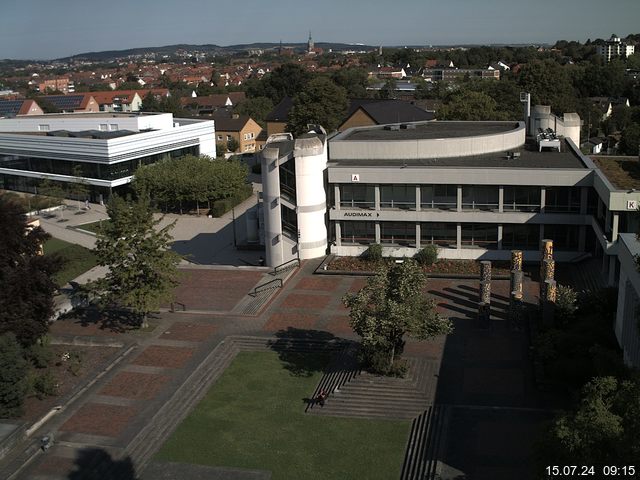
[2,259,561,480]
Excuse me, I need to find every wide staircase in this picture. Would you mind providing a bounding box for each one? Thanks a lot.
[399,405,449,480]
[308,357,439,419]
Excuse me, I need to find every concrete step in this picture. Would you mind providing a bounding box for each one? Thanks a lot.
[400,405,450,480]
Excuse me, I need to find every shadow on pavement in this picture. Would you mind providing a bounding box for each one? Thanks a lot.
[269,327,353,378]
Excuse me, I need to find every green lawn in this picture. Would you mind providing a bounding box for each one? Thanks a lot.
[43,238,98,286]
[75,220,110,234]
[156,351,410,480]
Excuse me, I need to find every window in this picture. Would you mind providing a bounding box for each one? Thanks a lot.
[381,222,415,246]
[109,124,118,131]
[502,224,539,250]
[461,224,498,249]
[38,124,50,132]
[99,124,108,131]
[545,187,581,213]
[503,186,540,212]
[462,186,499,211]
[281,205,297,240]
[421,222,457,247]
[217,135,223,141]
[226,135,232,141]
[421,185,457,210]
[340,184,375,209]
[279,161,296,201]
[341,221,375,244]
[380,184,415,209]
[544,224,579,251]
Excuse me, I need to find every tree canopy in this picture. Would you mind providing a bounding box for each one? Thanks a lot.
[287,77,348,135]
[543,376,640,467]
[343,259,453,374]
[245,63,311,104]
[89,195,180,327]
[133,154,248,213]
[0,194,61,346]
[0,333,29,418]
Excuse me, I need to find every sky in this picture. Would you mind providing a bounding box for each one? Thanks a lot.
[1,0,639,60]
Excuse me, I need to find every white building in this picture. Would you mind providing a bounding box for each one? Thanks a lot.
[0,112,215,202]
[597,35,635,62]
[615,233,640,368]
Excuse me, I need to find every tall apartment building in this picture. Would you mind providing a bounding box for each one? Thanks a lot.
[597,34,635,62]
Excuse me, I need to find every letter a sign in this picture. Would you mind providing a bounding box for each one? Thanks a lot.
[351,174,360,182]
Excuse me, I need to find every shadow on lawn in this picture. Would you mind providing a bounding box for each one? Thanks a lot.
[269,327,355,378]
[68,448,137,480]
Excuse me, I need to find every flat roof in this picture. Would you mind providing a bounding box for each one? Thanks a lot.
[329,139,586,169]
[340,121,519,141]
[592,156,640,190]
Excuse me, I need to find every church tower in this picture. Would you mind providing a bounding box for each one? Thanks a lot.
[307,31,314,54]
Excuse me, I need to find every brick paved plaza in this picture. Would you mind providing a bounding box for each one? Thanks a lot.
[7,259,559,480]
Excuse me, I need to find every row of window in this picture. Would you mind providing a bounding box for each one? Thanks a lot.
[337,184,591,213]
[0,146,198,181]
[339,221,580,251]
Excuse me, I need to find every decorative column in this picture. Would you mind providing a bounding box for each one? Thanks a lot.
[539,239,554,306]
[510,250,524,329]
[478,260,492,327]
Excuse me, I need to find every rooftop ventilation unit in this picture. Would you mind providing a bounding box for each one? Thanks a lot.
[400,123,416,129]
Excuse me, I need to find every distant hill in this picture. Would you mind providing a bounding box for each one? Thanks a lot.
[57,42,379,62]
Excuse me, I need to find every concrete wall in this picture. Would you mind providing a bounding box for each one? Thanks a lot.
[330,122,526,160]
[0,112,175,133]
[294,136,328,260]
[615,233,640,367]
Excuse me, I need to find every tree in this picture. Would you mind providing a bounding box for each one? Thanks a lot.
[378,79,398,100]
[227,137,240,153]
[438,90,505,121]
[343,260,453,374]
[287,77,348,135]
[88,195,180,328]
[517,59,577,113]
[543,376,640,467]
[331,67,369,98]
[140,91,160,112]
[619,124,640,155]
[246,63,312,104]
[234,96,274,126]
[0,195,61,346]
[0,333,29,418]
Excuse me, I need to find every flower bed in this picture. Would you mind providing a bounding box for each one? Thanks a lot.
[326,256,512,276]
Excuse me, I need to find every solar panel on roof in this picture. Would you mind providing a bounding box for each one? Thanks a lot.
[0,100,24,116]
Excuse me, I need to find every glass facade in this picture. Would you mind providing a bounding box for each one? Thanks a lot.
[380,222,415,246]
[421,222,457,247]
[281,205,298,240]
[545,187,581,213]
[421,185,457,210]
[0,146,198,182]
[503,186,540,212]
[502,224,540,250]
[340,184,375,209]
[461,223,498,249]
[341,221,375,244]
[279,161,296,202]
[544,224,580,251]
[462,186,499,211]
[380,184,415,209]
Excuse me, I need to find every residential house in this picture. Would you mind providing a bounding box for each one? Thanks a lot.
[90,91,144,112]
[181,92,246,115]
[0,99,44,117]
[40,94,100,113]
[38,77,74,94]
[338,99,435,131]
[213,113,262,154]
[265,96,294,136]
